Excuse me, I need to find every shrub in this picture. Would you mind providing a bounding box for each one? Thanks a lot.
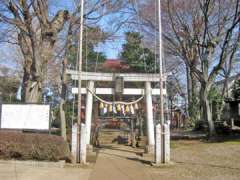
[232,78,240,99]
[0,131,70,162]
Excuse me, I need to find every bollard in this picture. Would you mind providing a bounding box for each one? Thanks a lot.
[163,122,170,163]
[155,124,162,165]
[80,123,87,164]
[71,123,78,163]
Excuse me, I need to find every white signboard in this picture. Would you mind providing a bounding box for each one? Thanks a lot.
[0,104,50,130]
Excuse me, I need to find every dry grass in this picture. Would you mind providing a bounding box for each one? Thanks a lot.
[147,139,240,180]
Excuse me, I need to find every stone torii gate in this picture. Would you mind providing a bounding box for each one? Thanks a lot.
[68,70,167,153]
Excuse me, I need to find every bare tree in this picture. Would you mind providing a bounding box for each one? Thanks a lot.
[165,0,240,136]
[126,0,200,122]
[0,0,131,103]
[0,0,70,102]
[0,0,132,139]
[131,0,240,135]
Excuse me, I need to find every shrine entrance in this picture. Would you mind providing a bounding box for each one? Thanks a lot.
[68,70,167,153]
[94,99,142,148]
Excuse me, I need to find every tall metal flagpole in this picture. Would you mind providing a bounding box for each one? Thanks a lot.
[77,0,84,163]
[158,0,164,126]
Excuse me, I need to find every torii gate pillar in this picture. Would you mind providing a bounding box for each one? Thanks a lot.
[85,80,95,145]
[145,81,155,153]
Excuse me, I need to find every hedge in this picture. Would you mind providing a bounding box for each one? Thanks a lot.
[0,131,71,162]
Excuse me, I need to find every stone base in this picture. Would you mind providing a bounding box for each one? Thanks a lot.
[66,162,91,167]
[87,144,93,151]
[0,160,65,168]
[151,161,174,167]
[144,145,154,154]
[81,161,90,166]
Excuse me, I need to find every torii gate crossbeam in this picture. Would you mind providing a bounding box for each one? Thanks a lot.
[67,70,167,82]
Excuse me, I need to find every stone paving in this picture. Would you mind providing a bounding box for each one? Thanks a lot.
[89,145,152,180]
[0,161,92,180]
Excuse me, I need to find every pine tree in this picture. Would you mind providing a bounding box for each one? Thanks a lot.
[67,27,106,72]
[121,32,155,73]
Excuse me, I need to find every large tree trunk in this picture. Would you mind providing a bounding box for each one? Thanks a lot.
[59,24,74,140]
[22,71,43,103]
[18,33,44,103]
[60,100,67,140]
[20,34,55,103]
[190,71,200,120]
[217,61,234,121]
[21,47,50,103]
[186,66,199,123]
[200,83,216,137]
[59,57,68,140]
[216,74,230,121]
[186,66,192,115]
[17,8,69,103]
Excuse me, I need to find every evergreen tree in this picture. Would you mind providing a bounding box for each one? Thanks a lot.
[121,32,156,73]
[67,27,106,72]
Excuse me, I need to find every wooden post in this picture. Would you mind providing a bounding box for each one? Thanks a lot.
[131,119,136,147]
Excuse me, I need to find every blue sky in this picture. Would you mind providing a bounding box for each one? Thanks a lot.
[50,0,127,58]
[56,0,130,59]
[97,32,126,59]
[0,0,129,69]
[90,6,132,59]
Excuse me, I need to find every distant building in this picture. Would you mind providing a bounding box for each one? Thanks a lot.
[215,74,240,126]
[101,59,129,72]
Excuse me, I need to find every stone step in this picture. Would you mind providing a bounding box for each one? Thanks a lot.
[99,141,116,144]
[98,129,126,145]
[99,132,124,136]
[97,130,147,146]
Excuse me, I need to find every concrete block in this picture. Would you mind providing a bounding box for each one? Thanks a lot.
[80,123,87,164]
[155,124,162,165]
